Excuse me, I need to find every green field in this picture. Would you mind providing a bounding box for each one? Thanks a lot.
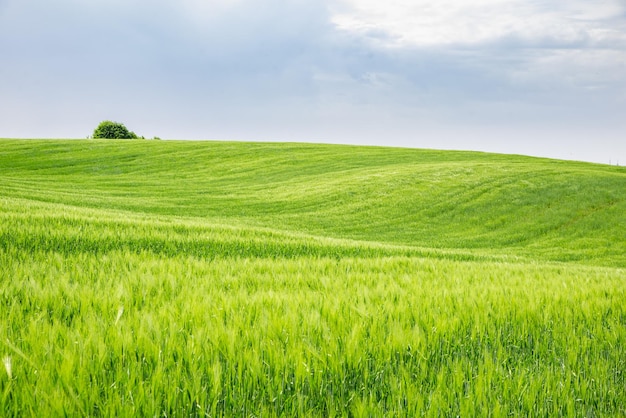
[1,139,625,416]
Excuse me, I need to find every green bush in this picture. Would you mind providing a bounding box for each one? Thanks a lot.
[92,121,138,139]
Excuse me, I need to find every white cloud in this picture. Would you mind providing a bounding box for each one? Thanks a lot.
[328,0,626,113]
[332,0,626,48]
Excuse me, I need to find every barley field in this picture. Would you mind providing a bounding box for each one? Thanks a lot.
[1,139,625,416]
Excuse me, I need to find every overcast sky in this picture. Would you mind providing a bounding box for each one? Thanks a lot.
[1,0,625,164]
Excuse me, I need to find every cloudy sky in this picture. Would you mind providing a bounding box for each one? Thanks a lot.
[1,0,625,164]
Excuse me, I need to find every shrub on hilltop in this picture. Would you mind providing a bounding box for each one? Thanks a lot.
[92,121,138,139]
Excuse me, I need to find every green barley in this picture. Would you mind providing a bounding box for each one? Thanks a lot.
[2,356,10,380]
[0,139,624,416]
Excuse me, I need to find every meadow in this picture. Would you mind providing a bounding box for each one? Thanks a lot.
[0,139,625,416]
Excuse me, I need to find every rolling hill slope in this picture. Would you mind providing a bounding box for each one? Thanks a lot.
[1,139,625,416]
[0,139,624,266]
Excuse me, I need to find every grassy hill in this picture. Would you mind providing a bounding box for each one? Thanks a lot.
[0,139,624,265]
[1,139,625,416]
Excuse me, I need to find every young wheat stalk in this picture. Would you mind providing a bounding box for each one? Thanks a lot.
[115,306,124,325]
[3,356,11,380]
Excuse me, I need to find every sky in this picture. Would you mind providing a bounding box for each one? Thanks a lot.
[1,0,625,164]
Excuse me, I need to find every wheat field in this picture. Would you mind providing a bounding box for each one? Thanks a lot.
[1,139,624,416]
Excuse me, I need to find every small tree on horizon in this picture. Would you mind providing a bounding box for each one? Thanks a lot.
[92,121,138,139]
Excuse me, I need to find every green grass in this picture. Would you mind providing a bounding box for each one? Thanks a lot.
[1,139,623,265]
[0,139,625,416]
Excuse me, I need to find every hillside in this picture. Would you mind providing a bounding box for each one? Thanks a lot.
[0,139,624,266]
[1,139,625,416]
